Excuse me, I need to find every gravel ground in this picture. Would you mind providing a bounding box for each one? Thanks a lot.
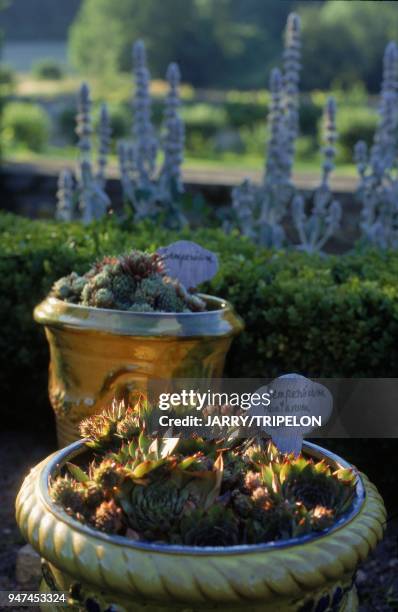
[0,430,397,611]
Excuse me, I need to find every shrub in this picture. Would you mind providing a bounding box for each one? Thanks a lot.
[336,106,378,162]
[1,213,397,501]
[2,102,50,152]
[294,135,317,160]
[223,101,267,128]
[181,103,227,135]
[32,59,64,80]
[2,211,398,423]
[239,124,267,157]
[57,106,77,144]
[0,65,16,158]
[108,104,130,141]
[0,64,16,89]
[299,97,323,136]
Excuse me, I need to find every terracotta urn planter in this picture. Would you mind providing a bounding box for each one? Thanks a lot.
[16,440,385,612]
[34,295,243,448]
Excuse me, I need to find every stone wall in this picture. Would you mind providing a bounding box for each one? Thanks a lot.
[0,162,361,253]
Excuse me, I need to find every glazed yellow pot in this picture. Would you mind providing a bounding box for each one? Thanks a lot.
[34,295,243,447]
[16,441,386,612]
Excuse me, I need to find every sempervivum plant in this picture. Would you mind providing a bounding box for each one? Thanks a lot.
[50,249,206,312]
[49,402,357,546]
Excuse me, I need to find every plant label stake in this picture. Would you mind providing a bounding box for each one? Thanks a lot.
[253,374,333,455]
[157,240,219,289]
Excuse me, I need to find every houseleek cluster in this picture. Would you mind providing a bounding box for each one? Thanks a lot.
[50,249,206,312]
[49,402,356,547]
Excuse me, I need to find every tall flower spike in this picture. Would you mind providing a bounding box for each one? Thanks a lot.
[160,62,184,195]
[291,193,306,243]
[79,159,109,223]
[371,41,398,172]
[356,41,398,248]
[231,13,302,248]
[96,103,111,189]
[292,97,341,253]
[56,169,74,221]
[164,62,181,120]
[265,67,285,183]
[56,82,110,223]
[321,97,337,188]
[231,179,257,239]
[118,42,187,228]
[118,141,136,204]
[282,12,301,179]
[381,41,398,98]
[76,82,93,200]
[76,82,92,163]
[132,40,157,187]
[354,140,368,179]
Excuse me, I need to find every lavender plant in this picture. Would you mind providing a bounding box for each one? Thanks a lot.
[158,64,185,205]
[292,97,342,253]
[355,41,398,249]
[281,11,301,179]
[55,83,111,223]
[118,41,187,229]
[49,402,356,545]
[55,169,74,222]
[230,13,342,253]
[231,13,301,247]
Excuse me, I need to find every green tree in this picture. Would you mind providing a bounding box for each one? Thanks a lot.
[0,0,81,40]
[299,0,398,92]
[69,0,396,91]
[69,0,218,84]
[0,0,11,160]
[68,0,295,87]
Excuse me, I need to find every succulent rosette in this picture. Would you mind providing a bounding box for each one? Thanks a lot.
[50,249,206,312]
[49,402,357,546]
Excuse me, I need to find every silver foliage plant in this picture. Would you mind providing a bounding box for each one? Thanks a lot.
[231,13,301,248]
[355,41,398,249]
[118,40,187,228]
[56,82,111,223]
[231,13,341,252]
[292,97,341,253]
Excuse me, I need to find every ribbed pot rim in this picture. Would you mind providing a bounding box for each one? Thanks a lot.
[34,295,244,337]
[40,440,365,556]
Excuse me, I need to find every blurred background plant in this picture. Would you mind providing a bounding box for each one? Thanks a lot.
[355,41,398,249]
[1,6,398,601]
[0,1,395,253]
[1,100,50,151]
[32,58,64,81]
[292,97,341,253]
[229,13,301,248]
[55,82,111,222]
[117,41,187,228]
[227,14,341,253]
[0,0,393,175]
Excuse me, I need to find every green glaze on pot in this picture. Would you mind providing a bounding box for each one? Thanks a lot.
[16,441,386,611]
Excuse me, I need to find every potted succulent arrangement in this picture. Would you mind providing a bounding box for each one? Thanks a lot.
[16,402,385,612]
[34,246,243,447]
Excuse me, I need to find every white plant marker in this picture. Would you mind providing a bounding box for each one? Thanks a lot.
[253,373,333,455]
[157,240,219,289]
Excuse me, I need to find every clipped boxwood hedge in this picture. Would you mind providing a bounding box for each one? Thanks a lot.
[2,211,398,431]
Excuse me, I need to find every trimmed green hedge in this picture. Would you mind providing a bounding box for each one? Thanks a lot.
[2,102,51,152]
[2,212,398,430]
